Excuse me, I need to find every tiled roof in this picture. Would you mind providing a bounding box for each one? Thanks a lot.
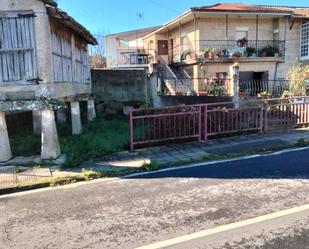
[191,3,294,14]
[46,6,97,45]
[40,0,57,7]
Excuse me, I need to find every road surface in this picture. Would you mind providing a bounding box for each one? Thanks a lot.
[1,148,309,249]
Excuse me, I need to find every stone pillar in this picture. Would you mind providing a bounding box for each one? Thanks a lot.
[87,99,96,122]
[0,112,12,162]
[70,101,82,135]
[229,63,240,108]
[41,110,61,159]
[57,109,67,123]
[148,73,161,108]
[33,110,42,135]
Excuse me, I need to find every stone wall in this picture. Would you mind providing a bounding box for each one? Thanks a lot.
[92,68,149,111]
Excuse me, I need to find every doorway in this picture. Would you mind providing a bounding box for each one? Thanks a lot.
[239,71,268,96]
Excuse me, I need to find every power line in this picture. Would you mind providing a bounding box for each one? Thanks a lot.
[148,0,181,14]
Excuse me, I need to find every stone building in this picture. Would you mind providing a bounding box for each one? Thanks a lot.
[105,3,309,98]
[0,0,97,162]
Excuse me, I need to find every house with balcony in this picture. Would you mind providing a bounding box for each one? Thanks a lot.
[106,3,309,98]
[0,0,97,162]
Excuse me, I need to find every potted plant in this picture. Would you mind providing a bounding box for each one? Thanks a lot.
[218,49,226,58]
[259,46,279,57]
[237,38,248,47]
[203,47,215,59]
[245,47,256,57]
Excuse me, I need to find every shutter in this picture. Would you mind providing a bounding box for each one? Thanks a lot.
[0,13,37,84]
[51,30,73,83]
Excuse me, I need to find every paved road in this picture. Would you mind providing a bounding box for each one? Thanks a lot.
[1,148,309,249]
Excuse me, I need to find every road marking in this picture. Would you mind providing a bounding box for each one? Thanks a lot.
[1,146,309,199]
[135,203,309,249]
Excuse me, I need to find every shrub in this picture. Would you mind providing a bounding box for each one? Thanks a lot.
[287,64,309,96]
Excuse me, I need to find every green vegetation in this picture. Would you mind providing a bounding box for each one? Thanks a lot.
[58,115,129,167]
[9,114,129,168]
[296,138,309,147]
[10,133,41,156]
[287,64,309,96]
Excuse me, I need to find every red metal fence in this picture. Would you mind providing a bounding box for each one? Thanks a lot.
[129,97,309,151]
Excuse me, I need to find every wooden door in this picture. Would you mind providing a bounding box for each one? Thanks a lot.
[158,40,168,55]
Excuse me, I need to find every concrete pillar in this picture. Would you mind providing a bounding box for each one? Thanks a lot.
[229,63,240,108]
[193,65,200,94]
[87,99,96,122]
[0,112,12,162]
[41,110,61,159]
[70,101,82,135]
[33,110,42,134]
[149,74,161,108]
[57,109,67,123]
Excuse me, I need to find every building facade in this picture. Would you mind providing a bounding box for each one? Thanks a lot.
[106,3,309,97]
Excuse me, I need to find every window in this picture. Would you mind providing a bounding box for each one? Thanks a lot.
[235,27,249,40]
[301,22,309,60]
[0,12,37,84]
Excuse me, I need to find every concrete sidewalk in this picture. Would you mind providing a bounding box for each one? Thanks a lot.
[88,128,309,171]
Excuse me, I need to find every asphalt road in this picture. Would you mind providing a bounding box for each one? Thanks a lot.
[1,148,309,249]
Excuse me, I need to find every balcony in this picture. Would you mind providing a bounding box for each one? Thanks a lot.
[173,40,285,63]
[116,48,155,67]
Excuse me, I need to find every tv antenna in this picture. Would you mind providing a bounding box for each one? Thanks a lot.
[136,12,144,48]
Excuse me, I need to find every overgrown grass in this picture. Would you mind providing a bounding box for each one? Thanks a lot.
[59,115,129,167]
[9,114,129,168]
[10,133,41,156]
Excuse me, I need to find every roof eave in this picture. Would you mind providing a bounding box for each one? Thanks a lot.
[191,9,293,16]
[141,10,193,39]
[141,9,293,40]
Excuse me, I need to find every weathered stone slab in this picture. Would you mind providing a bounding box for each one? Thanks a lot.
[0,112,12,162]
[70,101,82,135]
[41,110,61,159]
[5,91,35,100]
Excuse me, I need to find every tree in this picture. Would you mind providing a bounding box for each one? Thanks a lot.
[89,33,106,68]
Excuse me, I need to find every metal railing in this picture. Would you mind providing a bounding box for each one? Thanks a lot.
[116,48,155,66]
[159,78,231,96]
[173,40,285,62]
[0,168,53,189]
[239,79,289,97]
[129,97,309,151]
[159,78,288,97]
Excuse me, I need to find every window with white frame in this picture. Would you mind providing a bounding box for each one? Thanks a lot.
[301,22,309,60]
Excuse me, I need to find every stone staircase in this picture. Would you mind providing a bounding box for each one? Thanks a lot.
[156,54,193,95]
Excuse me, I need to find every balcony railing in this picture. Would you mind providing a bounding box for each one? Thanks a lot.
[173,40,285,62]
[160,77,288,97]
[116,48,155,66]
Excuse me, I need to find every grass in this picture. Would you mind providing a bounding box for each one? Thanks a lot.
[10,133,41,156]
[58,115,129,167]
[9,114,129,168]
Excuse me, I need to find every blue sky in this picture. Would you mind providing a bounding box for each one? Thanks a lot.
[57,0,309,35]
